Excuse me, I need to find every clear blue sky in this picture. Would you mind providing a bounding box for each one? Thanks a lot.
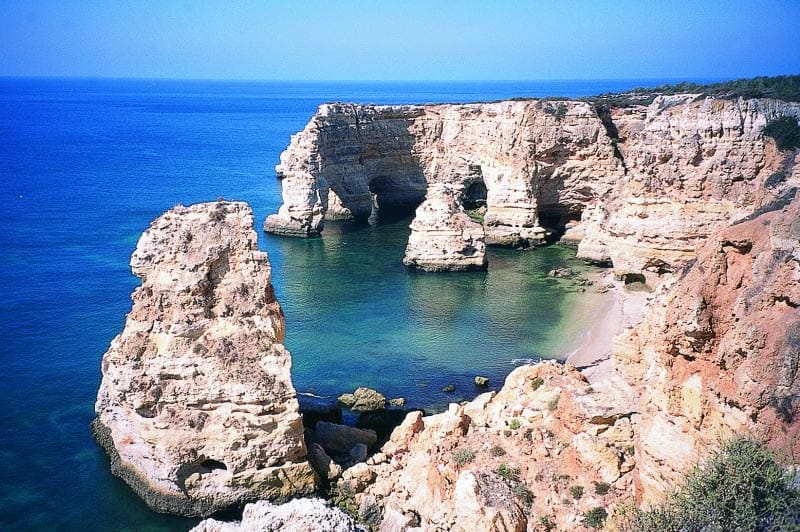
[1,0,798,80]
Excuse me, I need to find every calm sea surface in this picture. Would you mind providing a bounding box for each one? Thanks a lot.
[0,78,710,530]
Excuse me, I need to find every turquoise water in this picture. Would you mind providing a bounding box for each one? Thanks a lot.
[0,78,708,530]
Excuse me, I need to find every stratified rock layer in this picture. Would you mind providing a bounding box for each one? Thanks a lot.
[616,194,800,502]
[93,201,315,517]
[266,100,622,248]
[267,96,799,275]
[403,184,487,271]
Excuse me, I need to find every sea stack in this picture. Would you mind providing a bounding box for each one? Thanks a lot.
[403,184,488,271]
[92,200,315,517]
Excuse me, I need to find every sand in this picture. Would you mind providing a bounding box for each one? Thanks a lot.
[564,270,651,382]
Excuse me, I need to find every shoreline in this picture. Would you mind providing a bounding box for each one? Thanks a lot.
[563,269,650,382]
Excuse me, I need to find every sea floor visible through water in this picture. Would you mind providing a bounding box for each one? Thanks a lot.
[0,78,710,530]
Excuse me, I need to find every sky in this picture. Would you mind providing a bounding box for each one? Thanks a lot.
[1,0,798,81]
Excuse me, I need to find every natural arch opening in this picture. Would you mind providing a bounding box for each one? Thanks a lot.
[367,175,426,223]
[462,181,487,210]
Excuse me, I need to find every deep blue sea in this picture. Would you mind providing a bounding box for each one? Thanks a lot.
[0,78,711,530]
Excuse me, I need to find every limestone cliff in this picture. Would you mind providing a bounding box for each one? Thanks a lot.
[266,96,799,276]
[577,96,800,279]
[265,100,623,252]
[93,201,315,516]
[614,193,800,502]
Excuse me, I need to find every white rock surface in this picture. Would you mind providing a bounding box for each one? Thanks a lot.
[93,201,315,516]
[191,498,360,532]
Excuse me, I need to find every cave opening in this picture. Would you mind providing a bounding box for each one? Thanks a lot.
[367,175,426,223]
[537,204,581,244]
[462,180,488,210]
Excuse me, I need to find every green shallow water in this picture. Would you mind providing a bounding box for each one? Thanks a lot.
[267,215,604,412]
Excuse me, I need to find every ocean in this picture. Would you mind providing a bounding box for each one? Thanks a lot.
[0,78,707,530]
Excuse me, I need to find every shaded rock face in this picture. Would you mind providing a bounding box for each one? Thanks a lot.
[93,201,315,517]
[339,363,636,531]
[615,194,800,502]
[190,498,359,532]
[267,96,799,277]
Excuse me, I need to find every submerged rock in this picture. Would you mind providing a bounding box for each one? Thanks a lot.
[191,498,359,532]
[339,386,387,412]
[93,201,315,516]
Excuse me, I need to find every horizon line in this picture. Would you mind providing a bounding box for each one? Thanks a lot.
[0,74,770,84]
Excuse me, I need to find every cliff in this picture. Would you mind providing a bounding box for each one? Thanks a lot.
[93,201,315,517]
[265,95,799,277]
[615,193,800,502]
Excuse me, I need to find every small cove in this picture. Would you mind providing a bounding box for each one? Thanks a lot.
[269,216,608,413]
[0,78,669,530]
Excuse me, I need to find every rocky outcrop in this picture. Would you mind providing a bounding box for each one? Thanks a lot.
[266,100,623,250]
[93,201,315,516]
[266,95,799,276]
[403,184,487,271]
[337,362,637,531]
[191,498,359,532]
[576,96,800,279]
[614,193,800,502]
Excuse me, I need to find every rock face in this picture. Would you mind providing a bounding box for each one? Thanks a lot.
[577,96,800,279]
[615,194,800,502]
[337,362,637,531]
[266,100,623,249]
[267,96,799,276]
[403,184,487,271]
[191,498,359,532]
[93,201,315,516]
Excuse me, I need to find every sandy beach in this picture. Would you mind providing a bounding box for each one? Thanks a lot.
[564,270,651,381]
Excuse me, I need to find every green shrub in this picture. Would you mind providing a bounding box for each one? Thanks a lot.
[496,463,520,482]
[618,437,800,531]
[531,376,544,391]
[452,447,475,467]
[763,115,800,151]
[547,396,560,412]
[570,485,584,499]
[539,516,556,531]
[594,481,611,495]
[512,482,534,506]
[583,507,608,529]
[490,445,506,457]
[508,418,521,430]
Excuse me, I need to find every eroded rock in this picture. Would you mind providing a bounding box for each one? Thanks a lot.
[191,498,359,532]
[93,201,315,516]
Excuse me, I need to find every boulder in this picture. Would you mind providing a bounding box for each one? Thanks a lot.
[314,421,378,455]
[191,498,358,532]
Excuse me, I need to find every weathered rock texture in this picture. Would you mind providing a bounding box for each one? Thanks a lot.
[93,201,315,516]
[266,96,799,276]
[266,100,623,249]
[403,184,488,271]
[337,362,637,531]
[577,96,800,279]
[191,498,360,532]
[615,193,800,502]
